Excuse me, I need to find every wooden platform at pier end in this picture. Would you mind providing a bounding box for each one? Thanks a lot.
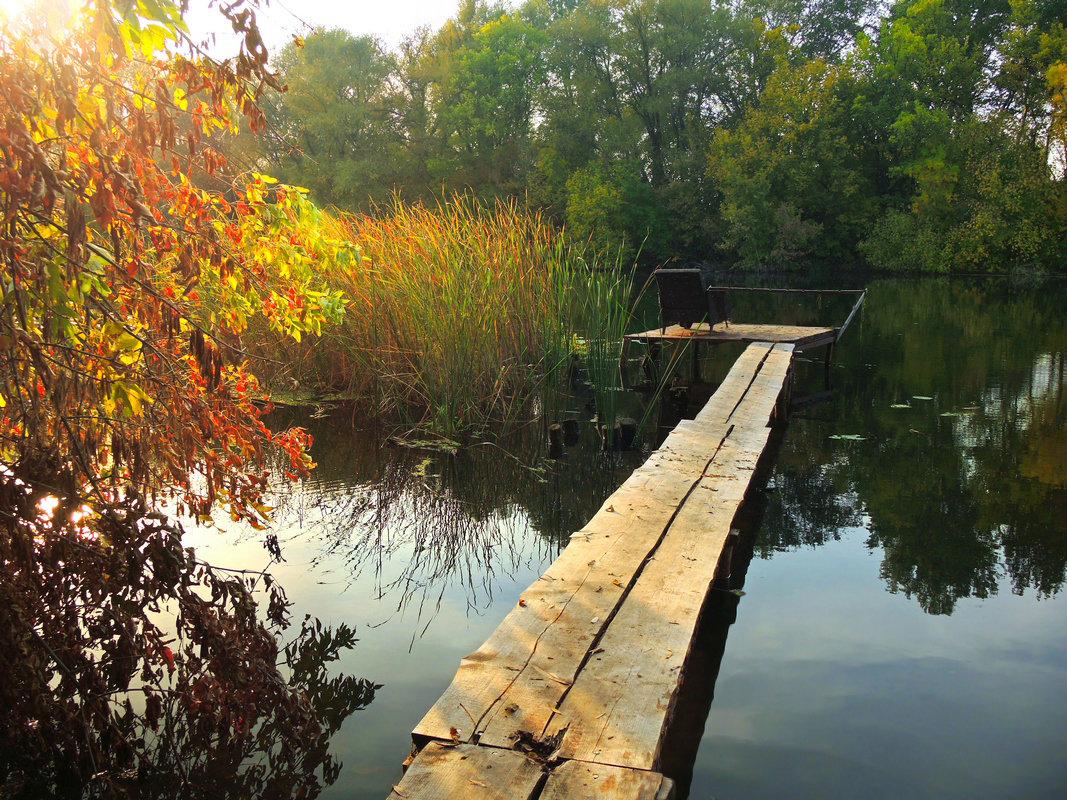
[626,320,835,350]
[389,342,795,800]
[622,286,866,353]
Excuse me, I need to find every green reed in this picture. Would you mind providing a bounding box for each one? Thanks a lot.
[247,195,637,437]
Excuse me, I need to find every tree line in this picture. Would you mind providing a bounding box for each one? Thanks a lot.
[242,0,1067,272]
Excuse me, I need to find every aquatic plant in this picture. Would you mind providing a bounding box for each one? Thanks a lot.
[247,195,637,435]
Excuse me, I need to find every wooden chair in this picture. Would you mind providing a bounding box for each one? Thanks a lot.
[654,269,730,332]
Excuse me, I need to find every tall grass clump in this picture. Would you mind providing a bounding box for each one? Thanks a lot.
[249,194,634,435]
[543,248,639,433]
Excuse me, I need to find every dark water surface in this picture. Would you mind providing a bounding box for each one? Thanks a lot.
[188,276,1067,799]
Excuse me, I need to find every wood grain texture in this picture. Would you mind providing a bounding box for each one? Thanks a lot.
[626,322,831,346]
[413,347,785,746]
[543,347,791,769]
[544,444,765,769]
[414,481,689,744]
[387,743,543,800]
[406,341,795,796]
[540,761,675,800]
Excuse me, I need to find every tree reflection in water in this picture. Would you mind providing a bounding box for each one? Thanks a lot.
[0,501,378,800]
[249,411,646,637]
[753,278,1067,615]
[130,619,378,800]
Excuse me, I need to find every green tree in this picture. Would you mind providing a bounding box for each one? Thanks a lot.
[862,114,1062,270]
[854,0,1066,271]
[429,5,548,196]
[709,58,875,269]
[265,29,404,208]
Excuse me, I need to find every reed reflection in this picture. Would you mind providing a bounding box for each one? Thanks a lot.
[252,409,645,633]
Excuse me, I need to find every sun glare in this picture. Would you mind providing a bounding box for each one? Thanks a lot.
[0,0,81,31]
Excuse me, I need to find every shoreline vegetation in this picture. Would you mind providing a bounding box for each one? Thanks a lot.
[242,193,641,437]
[2,0,1065,796]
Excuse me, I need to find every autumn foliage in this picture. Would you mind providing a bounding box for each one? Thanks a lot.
[0,1,362,795]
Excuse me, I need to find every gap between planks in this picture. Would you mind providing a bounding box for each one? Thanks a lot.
[389,743,675,800]
[403,342,794,796]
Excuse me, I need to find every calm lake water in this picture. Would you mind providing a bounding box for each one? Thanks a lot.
[187,276,1067,799]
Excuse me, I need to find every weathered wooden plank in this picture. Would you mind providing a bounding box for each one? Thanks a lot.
[540,348,792,769]
[415,348,785,745]
[387,743,543,800]
[625,323,831,345]
[540,761,675,800]
[474,506,680,747]
[475,438,752,748]
[544,444,763,769]
[414,484,691,743]
[408,341,795,797]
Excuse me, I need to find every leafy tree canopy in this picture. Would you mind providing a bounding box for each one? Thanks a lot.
[0,1,365,795]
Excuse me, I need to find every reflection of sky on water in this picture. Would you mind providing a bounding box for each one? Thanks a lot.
[187,277,1067,798]
[694,523,1067,800]
[690,278,1067,799]
[184,485,559,794]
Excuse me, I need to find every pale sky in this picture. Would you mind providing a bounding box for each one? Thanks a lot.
[185,0,464,54]
[0,1,469,54]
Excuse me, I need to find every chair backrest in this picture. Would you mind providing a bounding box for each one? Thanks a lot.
[655,269,731,330]
[655,269,708,329]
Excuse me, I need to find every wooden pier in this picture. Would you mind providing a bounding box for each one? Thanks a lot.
[620,286,865,391]
[390,340,797,799]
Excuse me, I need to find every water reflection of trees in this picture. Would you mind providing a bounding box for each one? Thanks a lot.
[260,280,1067,621]
[256,410,642,627]
[757,445,861,556]
[132,620,377,800]
[759,279,1066,615]
[0,500,376,800]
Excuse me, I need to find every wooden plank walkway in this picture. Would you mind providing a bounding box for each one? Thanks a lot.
[625,321,835,350]
[623,288,865,355]
[391,342,795,799]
